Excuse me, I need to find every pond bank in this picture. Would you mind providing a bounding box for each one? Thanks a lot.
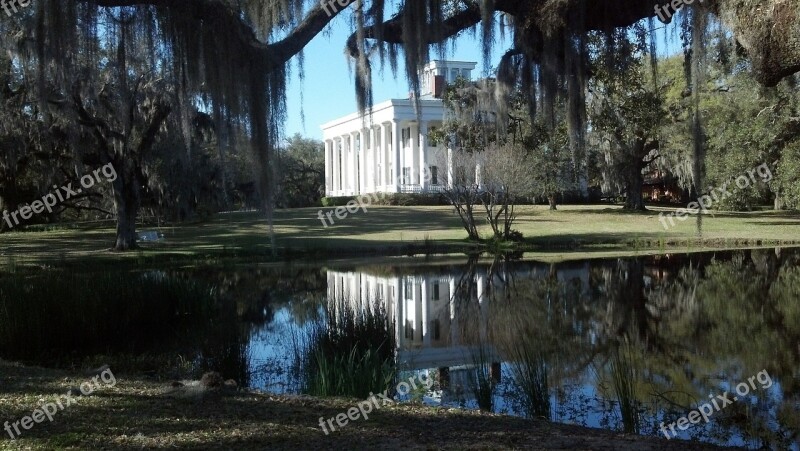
[0,359,736,450]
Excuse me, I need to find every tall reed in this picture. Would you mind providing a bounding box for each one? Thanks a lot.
[508,344,551,420]
[469,345,496,412]
[610,346,641,434]
[298,298,396,398]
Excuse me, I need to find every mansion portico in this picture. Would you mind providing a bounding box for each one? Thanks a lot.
[321,60,477,197]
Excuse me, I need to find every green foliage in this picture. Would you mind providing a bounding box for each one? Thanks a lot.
[777,140,800,209]
[771,266,800,328]
[434,76,499,152]
[321,196,352,207]
[275,134,325,208]
[299,299,396,398]
[522,115,577,203]
[702,75,784,210]
[588,30,667,209]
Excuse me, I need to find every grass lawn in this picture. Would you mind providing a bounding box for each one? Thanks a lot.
[0,204,799,266]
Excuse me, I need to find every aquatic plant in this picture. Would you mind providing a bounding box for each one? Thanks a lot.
[610,346,642,434]
[508,345,551,420]
[299,298,396,398]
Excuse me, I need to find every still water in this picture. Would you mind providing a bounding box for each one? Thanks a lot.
[2,248,799,449]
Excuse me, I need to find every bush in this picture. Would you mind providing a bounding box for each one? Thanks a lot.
[507,229,525,242]
[321,196,355,207]
[321,193,449,207]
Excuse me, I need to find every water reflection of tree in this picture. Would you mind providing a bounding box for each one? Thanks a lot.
[592,259,667,351]
[677,250,800,448]
[481,250,800,446]
[605,250,800,447]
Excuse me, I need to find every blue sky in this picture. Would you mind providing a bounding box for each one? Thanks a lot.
[282,13,680,141]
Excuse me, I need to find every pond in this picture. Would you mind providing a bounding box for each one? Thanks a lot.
[1,248,799,449]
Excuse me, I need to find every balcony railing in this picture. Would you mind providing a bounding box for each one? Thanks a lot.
[400,184,446,194]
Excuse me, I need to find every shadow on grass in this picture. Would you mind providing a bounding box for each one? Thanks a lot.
[0,362,724,450]
[745,221,800,226]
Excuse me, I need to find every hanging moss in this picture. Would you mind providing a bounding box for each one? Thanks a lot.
[27,0,795,246]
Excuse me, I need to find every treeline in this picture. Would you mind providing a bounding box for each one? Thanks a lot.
[0,13,323,244]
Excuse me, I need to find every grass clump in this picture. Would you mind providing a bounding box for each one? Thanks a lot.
[298,298,396,398]
[508,346,551,420]
[609,346,642,434]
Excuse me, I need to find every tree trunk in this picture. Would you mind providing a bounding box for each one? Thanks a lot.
[111,170,140,251]
[623,170,646,211]
[774,189,784,210]
[548,194,558,211]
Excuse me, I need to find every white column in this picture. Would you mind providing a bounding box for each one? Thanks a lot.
[410,122,419,188]
[421,279,430,346]
[477,272,488,342]
[415,282,423,342]
[359,273,366,310]
[326,140,333,195]
[392,121,401,193]
[395,280,404,348]
[419,122,428,191]
[327,272,334,303]
[447,144,454,189]
[382,123,390,189]
[349,133,357,195]
[333,139,340,193]
[449,277,458,345]
[370,127,377,192]
[358,129,366,195]
[341,136,349,194]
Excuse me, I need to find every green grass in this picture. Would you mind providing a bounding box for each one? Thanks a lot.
[297,299,396,398]
[1,205,799,266]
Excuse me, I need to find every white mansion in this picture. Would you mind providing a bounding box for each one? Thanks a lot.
[321,60,477,197]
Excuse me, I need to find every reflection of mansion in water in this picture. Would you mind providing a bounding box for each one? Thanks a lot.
[328,270,462,369]
[326,264,592,371]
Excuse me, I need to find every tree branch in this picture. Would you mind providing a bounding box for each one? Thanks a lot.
[81,0,346,69]
[346,0,667,59]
